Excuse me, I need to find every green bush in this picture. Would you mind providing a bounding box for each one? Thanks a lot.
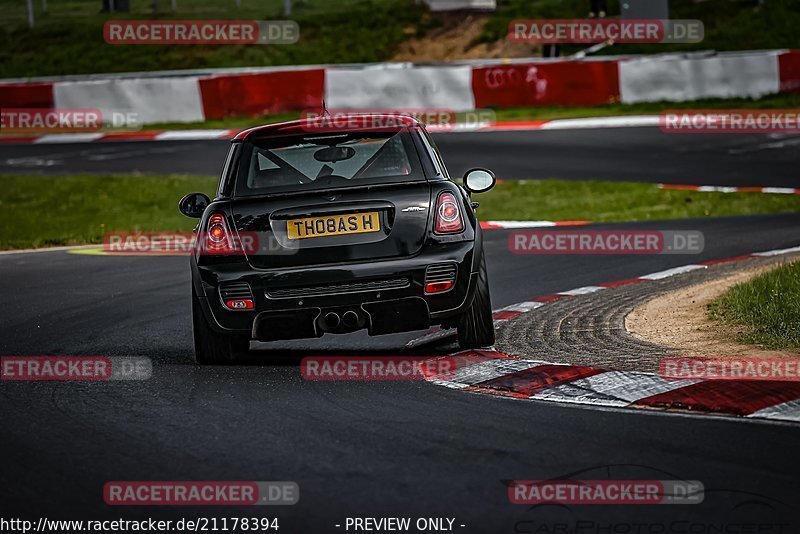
[481,0,800,54]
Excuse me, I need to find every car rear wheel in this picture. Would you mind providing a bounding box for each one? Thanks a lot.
[192,288,250,364]
[457,252,495,349]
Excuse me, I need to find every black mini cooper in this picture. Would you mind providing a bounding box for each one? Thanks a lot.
[179,114,496,363]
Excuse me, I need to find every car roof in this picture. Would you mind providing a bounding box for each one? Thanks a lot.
[232,114,424,141]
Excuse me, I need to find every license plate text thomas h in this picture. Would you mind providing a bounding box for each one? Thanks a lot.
[287,212,380,240]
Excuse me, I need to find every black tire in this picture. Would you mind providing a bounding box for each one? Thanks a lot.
[457,252,495,349]
[192,289,250,364]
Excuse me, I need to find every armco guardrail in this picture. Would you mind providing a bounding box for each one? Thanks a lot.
[1,50,798,126]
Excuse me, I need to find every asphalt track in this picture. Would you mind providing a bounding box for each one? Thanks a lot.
[1,126,799,530]
[2,213,800,531]
[2,127,800,186]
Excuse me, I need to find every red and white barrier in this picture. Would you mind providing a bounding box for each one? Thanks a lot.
[0,82,54,109]
[779,50,800,93]
[325,65,475,111]
[472,60,619,108]
[619,51,782,103]
[52,77,205,125]
[1,50,797,128]
[200,68,324,120]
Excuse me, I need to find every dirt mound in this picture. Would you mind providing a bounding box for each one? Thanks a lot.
[626,258,800,359]
[391,13,537,62]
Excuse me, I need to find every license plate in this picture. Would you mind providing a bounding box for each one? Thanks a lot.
[287,211,380,240]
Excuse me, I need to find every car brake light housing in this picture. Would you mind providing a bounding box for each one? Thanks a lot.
[220,282,255,311]
[424,263,457,294]
[202,212,235,255]
[434,191,464,234]
[425,281,454,294]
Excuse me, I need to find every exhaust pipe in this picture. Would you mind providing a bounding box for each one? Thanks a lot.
[341,310,359,329]
[323,312,340,330]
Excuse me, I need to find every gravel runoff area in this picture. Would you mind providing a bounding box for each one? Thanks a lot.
[494,253,800,373]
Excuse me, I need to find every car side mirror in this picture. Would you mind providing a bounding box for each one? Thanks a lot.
[463,168,496,194]
[179,192,211,218]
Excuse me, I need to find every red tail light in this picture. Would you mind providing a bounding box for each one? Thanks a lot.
[425,281,454,294]
[425,263,457,294]
[434,192,464,234]
[203,212,234,254]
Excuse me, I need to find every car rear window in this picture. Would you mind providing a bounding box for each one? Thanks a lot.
[234,131,425,197]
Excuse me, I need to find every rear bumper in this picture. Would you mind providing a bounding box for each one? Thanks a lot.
[192,240,478,339]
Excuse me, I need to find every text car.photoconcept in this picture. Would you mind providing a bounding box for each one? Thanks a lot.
[179,114,496,363]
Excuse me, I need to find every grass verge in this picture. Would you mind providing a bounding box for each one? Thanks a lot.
[0,174,216,249]
[708,261,800,350]
[1,175,798,250]
[477,180,800,222]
